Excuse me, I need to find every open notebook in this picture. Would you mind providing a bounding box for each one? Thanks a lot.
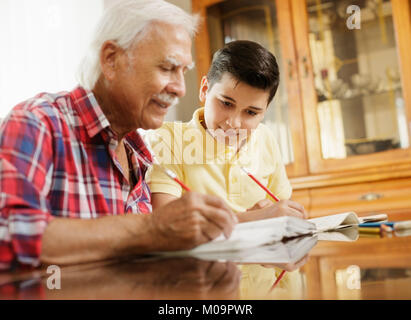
[159,212,386,256]
[161,235,318,264]
[309,212,387,232]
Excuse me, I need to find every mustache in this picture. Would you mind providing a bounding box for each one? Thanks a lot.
[153,93,179,107]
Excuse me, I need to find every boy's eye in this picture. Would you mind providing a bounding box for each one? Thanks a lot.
[220,100,232,107]
[246,109,257,116]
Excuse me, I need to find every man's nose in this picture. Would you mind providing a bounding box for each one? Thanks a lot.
[168,71,186,98]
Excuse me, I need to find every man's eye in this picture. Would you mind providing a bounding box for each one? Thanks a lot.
[160,66,173,71]
[246,110,257,116]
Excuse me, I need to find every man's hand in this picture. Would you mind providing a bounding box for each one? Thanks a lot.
[150,192,238,251]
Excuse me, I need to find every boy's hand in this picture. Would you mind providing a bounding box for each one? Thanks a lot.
[269,200,308,219]
[244,199,308,222]
[247,199,273,211]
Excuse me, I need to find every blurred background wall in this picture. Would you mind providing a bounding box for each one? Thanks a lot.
[0,0,199,122]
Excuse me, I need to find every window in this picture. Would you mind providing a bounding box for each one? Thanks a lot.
[0,0,104,118]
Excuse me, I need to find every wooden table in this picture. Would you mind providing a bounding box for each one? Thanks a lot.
[1,223,411,300]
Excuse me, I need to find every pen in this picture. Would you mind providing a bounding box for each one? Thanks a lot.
[358,222,394,228]
[240,167,280,202]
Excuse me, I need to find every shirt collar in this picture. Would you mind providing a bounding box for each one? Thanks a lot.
[189,107,254,164]
[70,86,111,139]
[125,130,153,165]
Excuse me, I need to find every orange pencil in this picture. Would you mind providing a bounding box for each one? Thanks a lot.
[270,270,286,291]
[241,166,287,291]
[240,167,280,202]
[162,168,191,192]
[135,151,191,192]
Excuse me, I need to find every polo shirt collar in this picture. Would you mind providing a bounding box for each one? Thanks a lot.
[189,107,255,164]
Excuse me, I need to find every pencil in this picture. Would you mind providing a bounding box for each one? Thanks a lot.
[358,222,394,228]
[240,167,280,202]
[240,166,286,291]
[270,270,286,291]
[135,150,191,192]
[162,168,191,192]
[358,227,381,233]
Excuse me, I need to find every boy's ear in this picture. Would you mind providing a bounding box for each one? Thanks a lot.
[199,76,209,103]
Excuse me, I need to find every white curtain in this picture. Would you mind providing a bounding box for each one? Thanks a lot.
[0,0,104,118]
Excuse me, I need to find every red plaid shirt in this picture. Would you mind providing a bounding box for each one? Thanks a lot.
[0,86,152,268]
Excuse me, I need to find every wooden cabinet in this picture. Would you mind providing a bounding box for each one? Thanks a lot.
[302,236,411,299]
[192,0,411,217]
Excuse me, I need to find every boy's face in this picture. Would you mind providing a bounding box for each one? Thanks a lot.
[200,73,269,146]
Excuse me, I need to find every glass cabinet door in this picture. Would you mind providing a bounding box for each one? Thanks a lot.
[308,0,407,158]
[292,0,411,173]
[204,0,308,176]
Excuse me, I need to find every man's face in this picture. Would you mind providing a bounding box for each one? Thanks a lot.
[201,73,269,146]
[108,22,193,130]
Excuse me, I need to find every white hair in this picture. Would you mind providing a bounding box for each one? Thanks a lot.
[77,0,199,90]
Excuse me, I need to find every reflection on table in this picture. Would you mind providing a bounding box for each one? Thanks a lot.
[1,224,411,300]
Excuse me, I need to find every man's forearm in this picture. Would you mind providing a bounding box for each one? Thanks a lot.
[40,214,156,265]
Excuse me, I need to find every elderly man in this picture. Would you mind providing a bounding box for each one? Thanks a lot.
[0,0,237,268]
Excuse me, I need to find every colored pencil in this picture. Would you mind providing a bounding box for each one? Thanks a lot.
[240,167,280,202]
[135,150,191,192]
[358,222,394,228]
[358,227,381,233]
[270,270,286,291]
[240,167,287,291]
[358,221,411,230]
[162,168,191,192]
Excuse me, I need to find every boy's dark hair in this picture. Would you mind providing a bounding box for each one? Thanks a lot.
[207,40,280,105]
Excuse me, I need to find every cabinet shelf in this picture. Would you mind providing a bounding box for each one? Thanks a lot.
[317,87,402,103]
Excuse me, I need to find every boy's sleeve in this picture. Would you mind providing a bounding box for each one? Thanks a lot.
[266,130,292,200]
[145,124,184,198]
[0,111,54,268]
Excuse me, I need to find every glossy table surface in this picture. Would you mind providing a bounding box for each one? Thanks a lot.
[1,217,411,300]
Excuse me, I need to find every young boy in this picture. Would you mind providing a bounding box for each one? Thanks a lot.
[146,40,306,222]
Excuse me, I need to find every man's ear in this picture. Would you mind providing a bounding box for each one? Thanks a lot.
[199,76,209,103]
[99,40,123,81]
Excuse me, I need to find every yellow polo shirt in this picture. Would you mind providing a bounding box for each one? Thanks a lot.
[146,107,292,212]
[147,107,296,298]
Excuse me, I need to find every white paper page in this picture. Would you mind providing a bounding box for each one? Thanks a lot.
[308,212,359,232]
[172,236,318,264]
[358,213,388,223]
[316,226,359,241]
